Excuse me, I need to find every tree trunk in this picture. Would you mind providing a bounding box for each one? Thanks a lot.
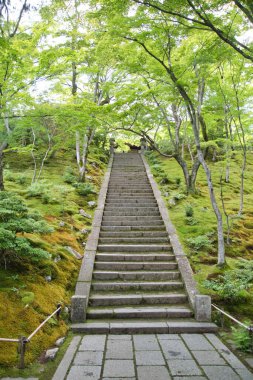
[0,142,8,191]
[197,148,225,266]
[238,147,246,216]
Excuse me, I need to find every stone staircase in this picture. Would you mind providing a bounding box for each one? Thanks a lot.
[72,152,217,333]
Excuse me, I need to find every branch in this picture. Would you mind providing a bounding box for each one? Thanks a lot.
[233,0,253,24]
[10,0,28,37]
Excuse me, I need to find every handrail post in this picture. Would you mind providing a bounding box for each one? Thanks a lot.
[18,336,28,369]
[220,308,224,328]
[249,326,253,352]
[56,303,61,321]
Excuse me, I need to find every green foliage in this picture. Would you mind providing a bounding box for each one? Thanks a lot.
[63,167,77,184]
[203,260,253,302]
[187,234,212,250]
[15,174,27,185]
[75,183,96,196]
[174,192,187,201]
[231,322,252,352]
[26,182,59,204]
[185,204,194,217]
[0,192,52,266]
[185,216,198,226]
[4,171,16,182]
[26,182,48,197]
[175,177,181,186]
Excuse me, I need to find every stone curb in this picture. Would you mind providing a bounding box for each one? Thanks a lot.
[71,155,114,323]
[51,335,81,380]
[141,153,211,322]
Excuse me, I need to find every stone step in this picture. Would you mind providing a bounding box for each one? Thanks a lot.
[107,190,153,194]
[91,281,184,291]
[102,220,165,226]
[109,184,151,188]
[106,197,156,202]
[105,202,158,207]
[109,181,149,185]
[101,226,166,231]
[98,237,169,244]
[97,244,171,252]
[72,320,218,334]
[102,216,163,223]
[86,305,193,319]
[95,253,175,262]
[103,210,160,216]
[99,231,168,238]
[92,271,180,281]
[89,293,188,306]
[104,206,159,211]
[94,261,177,271]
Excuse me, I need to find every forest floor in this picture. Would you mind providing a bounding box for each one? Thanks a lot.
[146,150,253,335]
[0,147,108,377]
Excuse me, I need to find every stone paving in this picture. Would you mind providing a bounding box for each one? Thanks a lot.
[54,334,253,380]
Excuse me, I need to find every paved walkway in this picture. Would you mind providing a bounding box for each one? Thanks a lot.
[53,333,253,380]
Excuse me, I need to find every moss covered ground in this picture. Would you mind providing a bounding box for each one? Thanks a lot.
[146,150,253,322]
[0,147,107,375]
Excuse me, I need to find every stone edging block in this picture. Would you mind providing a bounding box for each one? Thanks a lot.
[141,153,211,322]
[71,154,114,323]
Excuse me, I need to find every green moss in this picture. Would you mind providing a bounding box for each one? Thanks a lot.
[0,148,106,368]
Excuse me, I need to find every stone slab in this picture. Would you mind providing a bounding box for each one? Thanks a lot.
[182,334,215,351]
[159,339,192,360]
[103,360,135,378]
[79,335,106,351]
[137,365,171,380]
[204,333,228,350]
[71,295,87,323]
[202,365,240,379]
[135,350,165,365]
[74,351,103,366]
[133,335,160,351]
[167,359,202,376]
[235,368,253,379]
[106,340,133,359]
[66,365,101,380]
[192,350,226,365]
[218,347,247,369]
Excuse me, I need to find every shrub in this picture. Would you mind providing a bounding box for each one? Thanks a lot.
[185,204,194,217]
[16,174,27,185]
[63,167,77,184]
[185,217,198,226]
[75,183,96,196]
[26,182,48,197]
[203,261,253,302]
[231,322,252,352]
[187,235,212,250]
[160,176,171,185]
[4,170,15,182]
[174,193,187,201]
[175,177,181,185]
[0,192,52,267]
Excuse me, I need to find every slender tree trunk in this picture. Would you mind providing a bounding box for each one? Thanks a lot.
[0,142,7,191]
[238,147,246,216]
[31,128,37,184]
